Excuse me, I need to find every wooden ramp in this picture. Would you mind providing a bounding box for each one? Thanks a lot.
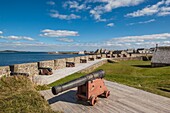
[40,81,170,113]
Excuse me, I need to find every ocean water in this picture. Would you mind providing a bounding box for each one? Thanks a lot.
[0,52,84,66]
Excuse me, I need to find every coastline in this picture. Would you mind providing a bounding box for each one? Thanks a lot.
[0,52,84,66]
[0,53,148,78]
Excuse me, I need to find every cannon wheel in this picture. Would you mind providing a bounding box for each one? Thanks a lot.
[104,91,110,98]
[90,96,97,106]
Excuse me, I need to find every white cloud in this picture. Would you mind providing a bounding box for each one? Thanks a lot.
[89,0,144,21]
[1,33,170,51]
[126,0,170,17]
[100,33,170,49]
[22,37,35,41]
[0,31,3,34]
[63,1,90,11]
[138,19,155,24]
[40,29,79,37]
[90,9,107,22]
[107,23,114,27]
[50,10,80,20]
[47,1,55,5]
[0,31,34,41]
[57,38,74,42]
[158,6,170,16]
[6,36,35,41]
[110,33,170,43]
[166,0,170,5]
[127,19,155,25]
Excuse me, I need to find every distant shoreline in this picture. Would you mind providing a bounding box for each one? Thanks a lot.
[0,52,84,66]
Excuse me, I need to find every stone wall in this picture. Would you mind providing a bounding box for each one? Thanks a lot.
[74,57,81,64]
[101,54,106,58]
[66,57,75,62]
[0,66,10,77]
[114,57,142,61]
[54,58,66,69]
[80,56,88,61]
[131,53,153,57]
[87,55,93,61]
[79,60,108,73]
[92,55,97,60]
[11,63,38,76]
[38,60,55,70]
[0,54,147,77]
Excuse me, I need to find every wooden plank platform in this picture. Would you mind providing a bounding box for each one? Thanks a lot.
[39,81,170,113]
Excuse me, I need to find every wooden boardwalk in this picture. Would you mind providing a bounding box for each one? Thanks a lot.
[40,80,170,113]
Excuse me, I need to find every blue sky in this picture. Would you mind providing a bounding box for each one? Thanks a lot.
[0,0,170,51]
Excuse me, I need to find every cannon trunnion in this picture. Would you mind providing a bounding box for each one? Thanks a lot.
[52,70,110,106]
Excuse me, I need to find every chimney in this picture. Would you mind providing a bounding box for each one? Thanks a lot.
[155,44,158,52]
[156,44,158,48]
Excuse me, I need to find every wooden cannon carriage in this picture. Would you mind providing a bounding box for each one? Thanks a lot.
[88,57,94,61]
[96,55,102,59]
[66,62,75,67]
[106,54,111,58]
[80,59,87,63]
[52,70,110,105]
[38,67,53,75]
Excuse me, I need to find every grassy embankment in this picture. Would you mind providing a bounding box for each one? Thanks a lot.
[45,60,170,98]
[0,76,59,113]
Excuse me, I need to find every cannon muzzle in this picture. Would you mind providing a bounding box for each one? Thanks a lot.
[52,70,105,95]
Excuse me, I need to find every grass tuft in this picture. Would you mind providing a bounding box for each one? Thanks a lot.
[0,76,59,113]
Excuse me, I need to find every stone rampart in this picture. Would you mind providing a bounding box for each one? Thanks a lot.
[38,60,55,70]
[10,62,38,76]
[54,58,66,69]
[66,57,75,62]
[74,57,81,64]
[0,66,10,77]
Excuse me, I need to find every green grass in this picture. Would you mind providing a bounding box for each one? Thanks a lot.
[0,76,60,113]
[43,60,170,98]
[49,73,85,87]
[36,73,85,91]
[97,60,170,98]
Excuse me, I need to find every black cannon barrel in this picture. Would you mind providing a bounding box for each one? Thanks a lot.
[52,70,105,95]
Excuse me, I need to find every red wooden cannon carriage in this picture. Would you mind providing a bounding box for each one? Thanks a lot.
[52,70,110,105]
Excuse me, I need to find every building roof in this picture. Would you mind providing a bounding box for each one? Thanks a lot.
[137,48,145,51]
[113,50,122,54]
[151,46,170,64]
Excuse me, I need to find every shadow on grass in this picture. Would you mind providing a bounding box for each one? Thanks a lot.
[157,87,170,92]
[48,90,90,106]
[132,65,152,68]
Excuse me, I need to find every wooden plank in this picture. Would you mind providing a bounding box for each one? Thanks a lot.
[39,81,170,113]
[105,81,170,108]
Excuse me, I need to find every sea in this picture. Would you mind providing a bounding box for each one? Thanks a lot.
[0,52,84,66]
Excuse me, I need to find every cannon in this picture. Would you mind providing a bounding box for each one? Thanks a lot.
[88,57,94,61]
[38,67,53,75]
[96,55,102,59]
[10,72,29,77]
[52,70,110,105]
[66,62,75,67]
[106,54,111,58]
[80,59,87,63]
